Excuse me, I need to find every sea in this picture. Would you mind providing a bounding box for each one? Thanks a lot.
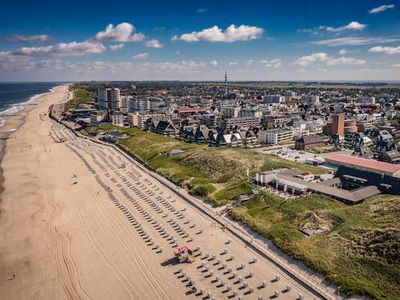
[0,82,62,127]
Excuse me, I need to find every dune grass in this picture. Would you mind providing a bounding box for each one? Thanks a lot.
[65,86,94,111]
[88,126,327,205]
[231,192,400,300]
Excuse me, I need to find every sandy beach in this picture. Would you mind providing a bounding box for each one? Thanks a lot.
[0,86,328,299]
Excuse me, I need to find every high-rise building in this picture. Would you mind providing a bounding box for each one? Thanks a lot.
[224,70,228,96]
[120,95,131,113]
[129,98,151,112]
[331,114,345,136]
[97,87,121,110]
[109,88,120,110]
[97,86,107,109]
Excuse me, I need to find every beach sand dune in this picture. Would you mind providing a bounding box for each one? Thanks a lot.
[0,86,323,300]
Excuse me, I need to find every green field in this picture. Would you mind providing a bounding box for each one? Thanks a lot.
[65,85,94,111]
[89,126,327,205]
[231,192,400,300]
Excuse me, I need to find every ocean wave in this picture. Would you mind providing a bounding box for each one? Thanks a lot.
[0,85,59,126]
[0,105,24,116]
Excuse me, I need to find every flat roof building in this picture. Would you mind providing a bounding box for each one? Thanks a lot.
[324,153,400,177]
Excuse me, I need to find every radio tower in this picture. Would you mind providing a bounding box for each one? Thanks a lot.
[224,70,228,96]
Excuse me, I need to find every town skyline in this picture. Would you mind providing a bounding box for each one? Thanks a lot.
[1,0,400,81]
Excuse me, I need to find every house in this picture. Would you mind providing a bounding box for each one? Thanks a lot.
[380,150,400,164]
[230,133,242,147]
[295,135,324,150]
[180,125,196,141]
[154,120,177,136]
[376,140,396,153]
[194,125,210,143]
[239,129,258,146]
[208,129,230,147]
[378,130,394,142]
[353,145,373,159]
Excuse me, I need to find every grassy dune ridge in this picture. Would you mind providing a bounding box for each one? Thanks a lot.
[65,86,95,111]
[90,126,326,205]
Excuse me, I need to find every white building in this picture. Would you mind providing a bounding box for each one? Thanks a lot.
[301,95,320,105]
[358,96,376,104]
[292,119,323,134]
[120,95,131,113]
[97,87,120,110]
[111,111,124,127]
[239,108,262,118]
[285,91,296,97]
[258,128,294,144]
[222,106,241,118]
[110,88,120,110]
[129,112,165,128]
[129,98,151,112]
[263,95,285,104]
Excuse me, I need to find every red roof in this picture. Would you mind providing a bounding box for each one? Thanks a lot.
[175,107,206,114]
[324,153,400,174]
[178,246,189,251]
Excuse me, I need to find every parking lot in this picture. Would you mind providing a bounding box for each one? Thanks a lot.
[263,147,325,164]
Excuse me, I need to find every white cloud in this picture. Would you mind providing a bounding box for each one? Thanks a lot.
[260,59,282,69]
[172,24,263,42]
[369,4,395,14]
[140,60,214,73]
[210,60,218,66]
[245,59,254,66]
[145,39,163,48]
[294,52,365,67]
[297,28,319,35]
[324,21,366,32]
[338,49,347,55]
[109,44,124,50]
[13,41,106,57]
[2,56,400,81]
[300,21,366,35]
[0,56,219,78]
[0,51,36,70]
[294,52,328,67]
[95,22,145,42]
[326,57,366,66]
[7,34,50,42]
[196,8,207,13]
[228,61,238,65]
[311,36,400,46]
[369,46,400,55]
[132,52,149,59]
[393,63,400,68]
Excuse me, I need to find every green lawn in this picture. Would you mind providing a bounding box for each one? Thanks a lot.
[65,86,94,111]
[231,192,400,300]
[88,126,327,205]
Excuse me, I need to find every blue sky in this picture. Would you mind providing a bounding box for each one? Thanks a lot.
[1,0,400,81]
